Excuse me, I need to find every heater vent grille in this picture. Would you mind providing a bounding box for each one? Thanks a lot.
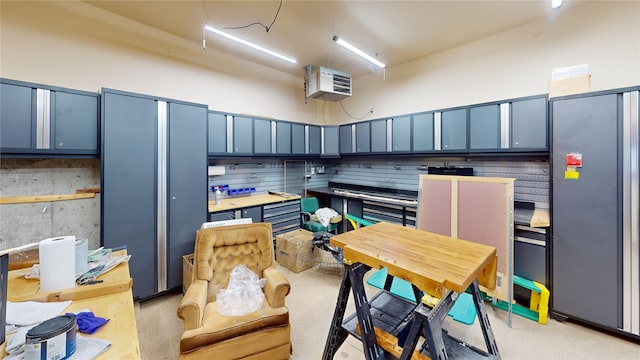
[306,66,352,101]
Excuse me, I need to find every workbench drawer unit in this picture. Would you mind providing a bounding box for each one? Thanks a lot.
[362,200,417,228]
[263,200,301,239]
[513,225,547,286]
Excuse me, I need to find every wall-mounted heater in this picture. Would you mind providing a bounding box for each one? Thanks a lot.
[304,65,352,101]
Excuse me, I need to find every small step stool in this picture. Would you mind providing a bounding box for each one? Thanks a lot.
[491,275,549,324]
[366,267,478,325]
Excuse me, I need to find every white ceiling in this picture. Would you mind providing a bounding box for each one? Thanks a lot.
[83,0,582,79]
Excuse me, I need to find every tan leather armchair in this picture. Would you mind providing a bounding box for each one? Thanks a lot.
[177,222,291,359]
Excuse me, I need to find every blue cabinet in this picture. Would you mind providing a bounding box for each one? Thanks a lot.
[440,108,467,151]
[339,125,353,154]
[102,88,207,299]
[511,97,547,150]
[291,123,305,154]
[232,116,253,154]
[0,82,32,150]
[412,112,434,152]
[323,126,340,155]
[307,125,321,154]
[469,104,500,150]
[392,116,411,152]
[276,121,291,154]
[355,122,370,153]
[0,79,99,156]
[208,112,227,154]
[370,119,387,153]
[253,118,272,154]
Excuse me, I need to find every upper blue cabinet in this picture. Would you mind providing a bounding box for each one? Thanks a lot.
[510,96,547,150]
[412,112,434,152]
[469,104,500,150]
[440,108,468,151]
[391,116,411,152]
[208,111,228,155]
[370,119,388,153]
[0,79,99,157]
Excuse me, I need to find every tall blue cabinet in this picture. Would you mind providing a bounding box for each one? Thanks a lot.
[101,88,207,300]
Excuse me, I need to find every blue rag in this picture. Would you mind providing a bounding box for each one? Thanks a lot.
[68,311,110,334]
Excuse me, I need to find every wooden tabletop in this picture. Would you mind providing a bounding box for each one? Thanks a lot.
[330,222,497,298]
[1,255,141,359]
[208,193,300,212]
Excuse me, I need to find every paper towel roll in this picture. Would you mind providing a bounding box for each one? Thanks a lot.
[39,236,76,292]
[75,238,88,276]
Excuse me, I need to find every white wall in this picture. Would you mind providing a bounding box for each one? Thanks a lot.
[0,1,321,124]
[341,1,640,120]
[2,2,638,125]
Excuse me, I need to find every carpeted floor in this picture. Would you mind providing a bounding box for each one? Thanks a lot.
[135,259,640,360]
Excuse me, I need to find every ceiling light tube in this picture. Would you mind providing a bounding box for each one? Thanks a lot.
[204,25,297,64]
[333,35,385,69]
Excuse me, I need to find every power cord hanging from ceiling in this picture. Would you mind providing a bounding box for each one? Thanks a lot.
[339,101,373,121]
[224,0,283,33]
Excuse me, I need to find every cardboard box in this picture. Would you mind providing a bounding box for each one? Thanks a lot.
[548,74,591,98]
[183,254,194,293]
[275,229,315,273]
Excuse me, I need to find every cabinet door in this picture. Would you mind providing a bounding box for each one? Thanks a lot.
[209,211,236,222]
[253,118,272,154]
[370,119,387,152]
[52,90,99,152]
[355,122,370,153]
[392,116,411,152]
[339,125,352,154]
[552,94,619,328]
[0,83,34,150]
[308,125,321,154]
[441,108,467,150]
[291,123,305,154]
[232,116,253,154]
[241,206,262,222]
[208,112,227,154]
[512,97,547,149]
[323,126,339,155]
[167,102,207,290]
[276,121,291,154]
[102,91,158,299]
[469,104,500,150]
[413,112,434,152]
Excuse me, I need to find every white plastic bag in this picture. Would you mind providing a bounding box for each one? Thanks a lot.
[216,265,266,316]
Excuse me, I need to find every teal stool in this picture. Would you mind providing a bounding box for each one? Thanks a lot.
[367,267,477,325]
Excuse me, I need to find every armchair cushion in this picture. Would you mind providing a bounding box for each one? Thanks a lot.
[180,300,289,354]
[177,223,291,360]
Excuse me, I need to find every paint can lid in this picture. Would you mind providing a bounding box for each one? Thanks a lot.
[26,314,76,342]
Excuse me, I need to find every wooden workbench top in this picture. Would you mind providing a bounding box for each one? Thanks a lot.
[2,255,140,359]
[331,222,497,298]
[208,193,300,212]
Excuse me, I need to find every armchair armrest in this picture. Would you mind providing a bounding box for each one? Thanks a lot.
[301,211,312,223]
[263,266,290,308]
[177,279,208,331]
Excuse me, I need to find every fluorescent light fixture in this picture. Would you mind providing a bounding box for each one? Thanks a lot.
[551,0,563,9]
[333,36,385,69]
[204,25,296,64]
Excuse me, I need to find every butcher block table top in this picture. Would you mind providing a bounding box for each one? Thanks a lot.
[208,193,300,212]
[1,252,140,359]
[330,222,497,298]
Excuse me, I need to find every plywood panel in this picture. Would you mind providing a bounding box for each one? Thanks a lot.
[417,174,514,301]
[417,178,452,236]
[458,181,509,275]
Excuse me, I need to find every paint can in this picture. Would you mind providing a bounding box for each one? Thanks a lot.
[24,314,77,360]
